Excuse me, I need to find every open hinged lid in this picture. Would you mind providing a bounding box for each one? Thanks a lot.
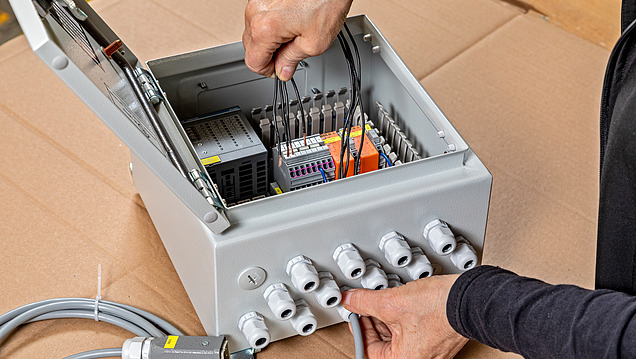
[8,0,230,233]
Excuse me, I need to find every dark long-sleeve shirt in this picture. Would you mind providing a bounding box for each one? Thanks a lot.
[447,265,636,358]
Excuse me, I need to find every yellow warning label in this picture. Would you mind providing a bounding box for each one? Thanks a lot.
[322,136,341,144]
[350,125,372,138]
[274,187,282,194]
[164,335,179,349]
[201,156,221,166]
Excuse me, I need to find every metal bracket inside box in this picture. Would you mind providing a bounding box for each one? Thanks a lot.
[10,0,492,352]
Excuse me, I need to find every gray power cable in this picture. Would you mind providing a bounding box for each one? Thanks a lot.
[0,298,184,359]
[63,348,122,359]
[349,313,365,359]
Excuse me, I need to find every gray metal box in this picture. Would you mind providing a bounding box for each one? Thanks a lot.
[10,0,492,352]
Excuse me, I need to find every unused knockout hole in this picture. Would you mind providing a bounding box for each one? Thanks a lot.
[351,268,362,278]
[464,260,474,270]
[302,324,314,333]
[398,256,409,266]
[255,338,267,347]
[326,297,338,306]
[281,309,293,319]
[375,285,385,290]
[304,281,316,291]
[419,271,430,279]
[442,244,453,254]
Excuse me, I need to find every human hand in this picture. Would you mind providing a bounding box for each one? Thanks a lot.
[341,275,468,359]
[243,0,353,81]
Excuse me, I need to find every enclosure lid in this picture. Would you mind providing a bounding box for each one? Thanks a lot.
[8,0,230,233]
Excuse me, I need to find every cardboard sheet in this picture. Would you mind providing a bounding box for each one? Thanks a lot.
[0,0,610,358]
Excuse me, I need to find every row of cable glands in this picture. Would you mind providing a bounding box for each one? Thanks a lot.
[238,219,478,350]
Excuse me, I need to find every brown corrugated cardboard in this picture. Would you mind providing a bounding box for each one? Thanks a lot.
[0,0,611,358]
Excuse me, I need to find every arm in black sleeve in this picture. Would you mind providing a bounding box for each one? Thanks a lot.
[446,265,636,359]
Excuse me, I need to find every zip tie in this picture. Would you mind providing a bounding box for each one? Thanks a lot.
[94,264,102,322]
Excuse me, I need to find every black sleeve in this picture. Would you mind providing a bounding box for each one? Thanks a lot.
[624,0,636,32]
[446,265,636,358]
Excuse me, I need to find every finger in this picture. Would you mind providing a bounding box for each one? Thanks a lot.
[360,316,391,358]
[273,40,308,81]
[341,288,399,323]
[370,317,392,342]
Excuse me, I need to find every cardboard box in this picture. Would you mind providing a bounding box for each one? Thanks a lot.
[0,0,610,358]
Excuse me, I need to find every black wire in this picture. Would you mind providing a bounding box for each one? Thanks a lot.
[344,24,365,175]
[273,76,282,165]
[290,78,306,141]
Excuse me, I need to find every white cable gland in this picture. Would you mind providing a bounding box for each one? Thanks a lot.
[336,304,353,322]
[360,259,389,290]
[286,255,320,293]
[122,337,151,359]
[423,219,457,255]
[289,299,318,336]
[387,273,403,288]
[450,236,478,271]
[314,272,342,308]
[263,283,296,320]
[333,243,366,280]
[379,231,412,268]
[238,312,270,350]
[405,247,434,280]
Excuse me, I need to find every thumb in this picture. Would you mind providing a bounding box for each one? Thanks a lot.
[341,288,398,324]
[274,40,307,81]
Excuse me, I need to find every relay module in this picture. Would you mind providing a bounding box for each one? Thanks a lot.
[11,0,492,352]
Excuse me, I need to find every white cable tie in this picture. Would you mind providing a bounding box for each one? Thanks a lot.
[95,264,102,322]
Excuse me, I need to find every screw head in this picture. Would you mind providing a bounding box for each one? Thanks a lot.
[201,340,209,346]
[238,266,267,290]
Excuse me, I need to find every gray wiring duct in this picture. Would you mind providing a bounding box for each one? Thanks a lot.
[349,313,365,359]
[0,298,184,359]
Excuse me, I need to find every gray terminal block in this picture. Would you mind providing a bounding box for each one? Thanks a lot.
[183,107,268,204]
[273,134,335,191]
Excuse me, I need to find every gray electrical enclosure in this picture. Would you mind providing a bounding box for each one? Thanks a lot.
[10,0,492,352]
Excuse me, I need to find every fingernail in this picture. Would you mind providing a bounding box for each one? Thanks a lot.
[280,65,295,81]
[341,290,354,306]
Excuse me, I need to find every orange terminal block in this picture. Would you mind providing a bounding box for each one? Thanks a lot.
[321,125,379,179]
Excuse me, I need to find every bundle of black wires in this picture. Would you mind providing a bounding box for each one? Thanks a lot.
[272,76,307,167]
[336,24,366,179]
[272,24,364,178]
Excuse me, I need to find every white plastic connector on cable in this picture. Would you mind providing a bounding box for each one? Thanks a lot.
[286,255,320,293]
[360,259,389,290]
[423,219,457,255]
[238,312,270,350]
[450,236,478,271]
[379,231,412,268]
[333,243,366,280]
[122,337,151,359]
[405,246,434,280]
[263,283,296,320]
[335,286,353,322]
[289,299,317,336]
[387,273,403,288]
[314,272,342,308]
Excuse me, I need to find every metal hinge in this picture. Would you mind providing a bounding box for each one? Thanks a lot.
[134,68,164,106]
[189,169,226,211]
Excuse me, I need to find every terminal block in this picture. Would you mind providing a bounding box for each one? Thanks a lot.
[273,134,335,192]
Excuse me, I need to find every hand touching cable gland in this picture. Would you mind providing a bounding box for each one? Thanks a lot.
[341,274,467,359]
[243,0,353,81]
